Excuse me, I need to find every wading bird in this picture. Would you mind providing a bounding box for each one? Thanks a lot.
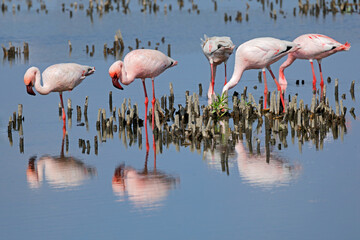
[222,37,300,111]
[201,35,235,99]
[109,49,177,128]
[278,33,350,91]
[24,63,95,131]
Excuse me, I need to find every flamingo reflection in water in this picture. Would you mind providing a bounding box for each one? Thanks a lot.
[235,141,301,188]
[112,116,179,209]
[26,134,97,189]
[204,138,301,188]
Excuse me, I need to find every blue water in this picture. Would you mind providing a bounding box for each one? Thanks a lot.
[1,1,360,239]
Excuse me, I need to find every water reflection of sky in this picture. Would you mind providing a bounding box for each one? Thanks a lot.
[1,0,360,239]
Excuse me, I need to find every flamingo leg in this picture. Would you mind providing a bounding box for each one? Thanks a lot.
[59,93,66,132]
[267,66,285,113]
[142,79,150,152]
[151,78,157,168]
[224,62,227,86]
[151,78,156,130]
[60,131,65,156]
[153,129,157,169]
[262,68,268,109]
[317,59,324,88]
[309,59,317,91]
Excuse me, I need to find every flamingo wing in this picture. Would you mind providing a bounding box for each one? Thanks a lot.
[242,38,296,67]
[42,63,92,92]
[124,49,176,79]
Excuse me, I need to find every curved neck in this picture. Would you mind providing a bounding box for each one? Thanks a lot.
[279,54,296,84]
[34,70,51,95]
[120,63,135,85]
[222,60,245,94]
[207,64,217,97]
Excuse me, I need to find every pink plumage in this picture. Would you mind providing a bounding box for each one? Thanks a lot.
[23,63,95,131]
[222,37,300,111]
[278,33,350,90]
[109,49,177,130]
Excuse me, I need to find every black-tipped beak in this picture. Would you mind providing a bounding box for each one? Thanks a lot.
[85,67,96,76]
[112,75,123,90]
[26,84,36,96]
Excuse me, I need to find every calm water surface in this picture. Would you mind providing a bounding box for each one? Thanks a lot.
[1,1,360,239]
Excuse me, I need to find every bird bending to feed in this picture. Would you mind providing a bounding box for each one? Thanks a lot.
[201,35,235,99]
[278,33,350,91]
[222,37,300,111]
[109,49,177,129]
[24,63,95,131]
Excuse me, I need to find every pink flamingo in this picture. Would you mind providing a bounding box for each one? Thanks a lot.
[279,34,350,91]
[109,49,177,131]
[222,37,300,111]
[201,35,235,99]
[24,63,95,132]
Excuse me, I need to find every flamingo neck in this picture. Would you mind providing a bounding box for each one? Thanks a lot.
[222,62,245,94]
[119,63,135,86]
[279,54,296,85]
[207,64,217,98]
[34,70,51,95]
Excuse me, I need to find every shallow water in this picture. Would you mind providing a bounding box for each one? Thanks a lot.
[1,1,360,239]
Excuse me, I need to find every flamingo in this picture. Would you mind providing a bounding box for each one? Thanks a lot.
[24,63,95,131]
[109,49,177,130]
[279,33,350,91]
[26,136,96,189]
[112,161,178,209]
[235,141,301,189]
[201,35,235,98]
[222,37,300,111]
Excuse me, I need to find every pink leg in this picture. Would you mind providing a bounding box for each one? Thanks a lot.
[267,67,285,113]
[318,60,324,88]
[262,69,268,109]
[224,62,227,86]
[153,131,156,169]
[309,60,317,91]
[151,78,156,130]
[151,78,157,167]
[59,93,66,131]
[142,79,149,152]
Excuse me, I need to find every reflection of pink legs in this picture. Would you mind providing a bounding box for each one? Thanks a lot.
[267,67,285,112]
[153,132,156,169]
[310,60,317,91]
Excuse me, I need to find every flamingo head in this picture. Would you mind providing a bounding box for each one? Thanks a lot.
[84,66,96,76]
[24,67,38,96]
[109,60,124,90]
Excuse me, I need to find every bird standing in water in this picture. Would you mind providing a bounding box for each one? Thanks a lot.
[201,35,235,99]
[222,37,300,111]
[24,63,95,132]
[109,49,177,144]
[278,33,350,91]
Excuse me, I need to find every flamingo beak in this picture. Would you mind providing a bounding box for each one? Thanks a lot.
[85,67,96,76]
[26,84,36,96]
[112,75,123,90]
